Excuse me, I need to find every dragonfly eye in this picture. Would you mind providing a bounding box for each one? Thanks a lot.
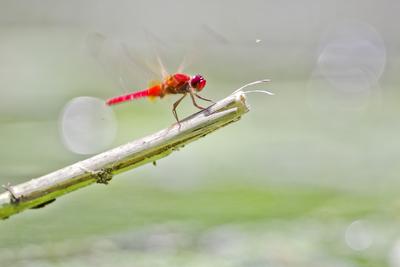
[190,74,206,91]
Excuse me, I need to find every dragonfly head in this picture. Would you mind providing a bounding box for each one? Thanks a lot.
[190,74,206,91]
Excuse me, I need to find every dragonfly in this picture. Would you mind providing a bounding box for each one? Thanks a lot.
[87,31,219,123]
[106,73,213,123]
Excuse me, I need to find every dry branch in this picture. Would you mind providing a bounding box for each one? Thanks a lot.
[0,91,249,220]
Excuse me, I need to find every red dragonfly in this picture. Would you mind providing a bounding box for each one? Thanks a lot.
[106,73,213,123]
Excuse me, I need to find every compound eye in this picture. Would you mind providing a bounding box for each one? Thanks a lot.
[191,75,206,91]
[197,79,206,91]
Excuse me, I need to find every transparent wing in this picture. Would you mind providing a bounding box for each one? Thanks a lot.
[176,24,230,74]
[142,27,227,77]
[85,32,162,94]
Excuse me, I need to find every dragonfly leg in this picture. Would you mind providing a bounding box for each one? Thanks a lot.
[172,93,187,124]
[189,92,206,110]
[194,93,215,104]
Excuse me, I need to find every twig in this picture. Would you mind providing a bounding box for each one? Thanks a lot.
[0,91,249,220]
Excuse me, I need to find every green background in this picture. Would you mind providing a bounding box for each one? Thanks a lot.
[1,0,399,266]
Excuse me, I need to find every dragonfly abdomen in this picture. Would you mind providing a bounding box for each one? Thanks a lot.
[106,84,162,106]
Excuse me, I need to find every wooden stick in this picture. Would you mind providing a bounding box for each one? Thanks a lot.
[0,91,249,220]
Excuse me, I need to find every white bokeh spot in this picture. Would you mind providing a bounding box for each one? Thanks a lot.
[60,96,117,154]
[345,220,373,251]
[317,21,386,93]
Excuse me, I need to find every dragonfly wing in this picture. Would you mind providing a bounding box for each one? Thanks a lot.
[85,32,161,94]
[156,55,169,79]
[176,24,231,74]
[142,26,228,79]
[143,29,172,80]
[120,43,162,80]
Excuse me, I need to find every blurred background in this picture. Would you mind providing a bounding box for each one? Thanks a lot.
[1,0,399,266]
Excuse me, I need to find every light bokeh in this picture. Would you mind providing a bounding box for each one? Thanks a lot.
[60,96,117,154]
